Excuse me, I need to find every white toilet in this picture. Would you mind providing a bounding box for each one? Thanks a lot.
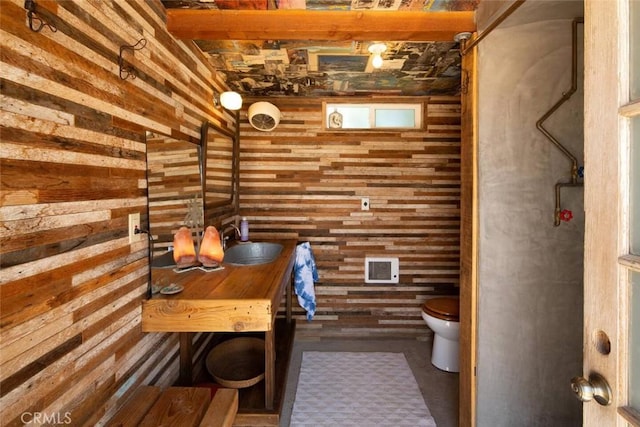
[421,297,460,373]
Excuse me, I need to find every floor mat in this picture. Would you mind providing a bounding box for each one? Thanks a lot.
[290,351,437,427]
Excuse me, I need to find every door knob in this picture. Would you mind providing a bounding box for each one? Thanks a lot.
[570,373,612,406]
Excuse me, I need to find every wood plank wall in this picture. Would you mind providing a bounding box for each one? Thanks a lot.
[238,96,461,340]
[0,1,235,425]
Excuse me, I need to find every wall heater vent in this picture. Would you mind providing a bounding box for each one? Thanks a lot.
[365,257,399,284]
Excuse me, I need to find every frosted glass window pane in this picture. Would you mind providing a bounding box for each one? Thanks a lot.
[632,116,640,254]
[631,271,640,410]
[631,0,640,99]
[325,103,421,129]
[342,107,370,129]
[375,109,415,128]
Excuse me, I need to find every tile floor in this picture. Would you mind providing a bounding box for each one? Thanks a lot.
[280,338,459,427]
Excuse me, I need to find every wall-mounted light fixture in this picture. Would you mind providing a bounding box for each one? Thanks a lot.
[213,91,243,110]
[368,43,387,69]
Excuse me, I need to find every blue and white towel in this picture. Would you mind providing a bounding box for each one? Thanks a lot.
[294,242,318,321]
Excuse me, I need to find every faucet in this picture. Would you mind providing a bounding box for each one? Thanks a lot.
[220,223,240,250]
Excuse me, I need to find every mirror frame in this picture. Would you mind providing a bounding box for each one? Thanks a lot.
[200,118,239,218]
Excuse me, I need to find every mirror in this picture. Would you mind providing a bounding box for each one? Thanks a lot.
[145,121,238,275]
[201,121,237,214]
[146,132,203,263]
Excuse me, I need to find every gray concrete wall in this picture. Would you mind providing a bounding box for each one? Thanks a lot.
[476,2,584,425]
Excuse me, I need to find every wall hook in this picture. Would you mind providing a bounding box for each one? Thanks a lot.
[24,0,57,33]
[118,38,147,80]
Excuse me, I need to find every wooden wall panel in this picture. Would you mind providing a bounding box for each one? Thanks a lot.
[0,1,234,425]
[238,96,461,340]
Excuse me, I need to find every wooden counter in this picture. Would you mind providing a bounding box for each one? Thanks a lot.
[141,239,297,412]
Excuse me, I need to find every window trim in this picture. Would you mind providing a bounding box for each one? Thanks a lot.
[322,101,424,131]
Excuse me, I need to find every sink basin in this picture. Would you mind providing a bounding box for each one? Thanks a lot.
[223,242,283,266]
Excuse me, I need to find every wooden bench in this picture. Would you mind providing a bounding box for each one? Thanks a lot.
[107,385,238,427]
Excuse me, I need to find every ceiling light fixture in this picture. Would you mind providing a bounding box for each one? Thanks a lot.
[368,43,387,69]
[214,90,243,110]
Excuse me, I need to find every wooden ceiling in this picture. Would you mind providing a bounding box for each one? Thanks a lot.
[162,1,479,97]
[165,9,475,41]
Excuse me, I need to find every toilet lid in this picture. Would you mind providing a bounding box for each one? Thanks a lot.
[422,297,459,320]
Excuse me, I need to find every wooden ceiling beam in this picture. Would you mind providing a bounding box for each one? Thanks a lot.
[166,9,476,41]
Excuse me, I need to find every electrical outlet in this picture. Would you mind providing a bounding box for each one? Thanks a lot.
[361,197,370,211]
[128,213,141,243]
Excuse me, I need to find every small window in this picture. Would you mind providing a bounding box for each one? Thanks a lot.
[324,102,423,130]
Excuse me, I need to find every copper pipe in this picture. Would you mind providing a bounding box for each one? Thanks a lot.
[540,18,584,226]
[460,0,527,56]
[536,18,584,184]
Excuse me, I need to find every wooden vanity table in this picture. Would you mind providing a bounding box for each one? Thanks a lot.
[141,239,297,421]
